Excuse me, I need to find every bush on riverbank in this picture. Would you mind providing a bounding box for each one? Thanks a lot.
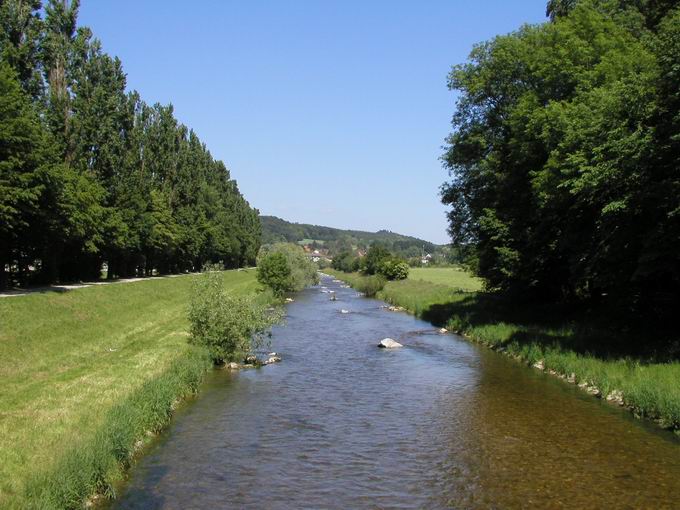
[257,243,318,296]
[329,271,386,297]
[189,270,281,363]
[327,269,680,432]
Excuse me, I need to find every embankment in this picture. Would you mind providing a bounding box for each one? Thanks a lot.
[0,270,270,509]
[327,269,680,434]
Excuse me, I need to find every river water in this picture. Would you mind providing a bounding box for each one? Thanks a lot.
[111,275,680,509]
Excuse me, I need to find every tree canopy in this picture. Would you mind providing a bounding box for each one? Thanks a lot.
[441,0,680,320]
[0,0,260,288]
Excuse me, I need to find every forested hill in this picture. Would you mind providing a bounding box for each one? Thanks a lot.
[0,1,261,289]
[261,216,441,257]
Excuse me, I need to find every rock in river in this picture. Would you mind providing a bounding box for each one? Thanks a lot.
[378,338,403,349]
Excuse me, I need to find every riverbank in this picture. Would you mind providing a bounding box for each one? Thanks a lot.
[0,270,271,509]
[327,269,680,433]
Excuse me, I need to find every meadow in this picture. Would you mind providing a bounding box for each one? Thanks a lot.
[0,270,264,509]
[328,267,680,433]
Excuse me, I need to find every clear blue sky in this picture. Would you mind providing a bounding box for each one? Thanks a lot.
[79,1,548,244]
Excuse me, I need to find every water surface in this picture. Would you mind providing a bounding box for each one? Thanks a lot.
[112,276,680,508]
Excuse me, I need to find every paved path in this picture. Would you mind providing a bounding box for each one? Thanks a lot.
[0,273,200,298]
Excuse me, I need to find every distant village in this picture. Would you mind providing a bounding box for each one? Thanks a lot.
[301,244,434,266]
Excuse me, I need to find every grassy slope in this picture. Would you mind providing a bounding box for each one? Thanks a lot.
[0,270,262,508]
[327,268,680,433]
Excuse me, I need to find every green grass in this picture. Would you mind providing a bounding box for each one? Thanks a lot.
[328,268,680,432]
[408,266,483,292]
[0,270,265,509]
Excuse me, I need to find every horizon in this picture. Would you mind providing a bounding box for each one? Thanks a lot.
[79,1,548,244]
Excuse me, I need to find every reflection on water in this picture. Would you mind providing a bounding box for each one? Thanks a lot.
[111,276,680,509]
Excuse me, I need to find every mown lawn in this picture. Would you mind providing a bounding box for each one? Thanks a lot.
[0,270,262,508]
[328,267,680,433]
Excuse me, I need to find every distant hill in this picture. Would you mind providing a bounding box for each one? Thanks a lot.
[260,215,443,258]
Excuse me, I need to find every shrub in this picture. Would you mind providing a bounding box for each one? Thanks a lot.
[354,275,386,297]
[188,271,281,364]
[331,250,359,272]
[256,252,293,297]
[377,259,410,280]
[361,245,391,275]
[256,243,318,295]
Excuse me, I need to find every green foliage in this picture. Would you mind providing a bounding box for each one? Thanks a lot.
[377,259,410,281]
[256,252,293,297]
[333,271,386,297]
[442,0,680,322]
[331,250,359,272]
[256,243,319,295]
[0,1,261,289]
[361,244,391,275]
[188,270,280,364]
[358,274,387,297]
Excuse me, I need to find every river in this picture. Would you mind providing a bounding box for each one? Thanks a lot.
[110,275,680,509]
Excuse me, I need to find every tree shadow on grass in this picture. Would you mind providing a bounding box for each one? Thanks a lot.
[420,292,676,362]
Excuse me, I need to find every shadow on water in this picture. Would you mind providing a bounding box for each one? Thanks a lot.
[107,275,680,509]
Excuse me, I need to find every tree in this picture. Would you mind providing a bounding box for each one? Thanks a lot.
[256,252,293,297]
[361,244,391,275]
[442,0,680,321]
[0,61,46,288]
[0,0,262,286]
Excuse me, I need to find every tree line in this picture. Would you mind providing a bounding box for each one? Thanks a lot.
[0,0,260,289]
[332,244,409,281]
[442,0,679,321]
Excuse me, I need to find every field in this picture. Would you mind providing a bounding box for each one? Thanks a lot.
[328,267,680,433]
[0,270,263,509]
[407,267,482,292]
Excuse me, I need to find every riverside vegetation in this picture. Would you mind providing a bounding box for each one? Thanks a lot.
[328,267,680,433]
[0,269,279,509]
[0,242,316,508]
[0,1,261,290]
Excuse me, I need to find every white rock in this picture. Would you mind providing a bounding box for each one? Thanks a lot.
[285,297,294,303]
[439,328,448,333]
[225,362,240,370]
[606,390,624,405]
[265,355,282,364]
[378,338,403,349]
[533,360,545,370]
[340,309,350,314]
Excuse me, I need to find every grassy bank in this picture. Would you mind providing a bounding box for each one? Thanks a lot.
[0,270,266,509]
[327,268,680,433]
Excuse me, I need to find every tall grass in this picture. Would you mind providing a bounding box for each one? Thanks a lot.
[327,268,680,432]
[23,348,211,509]
[0,270,265,508]
[331,271,385,296]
